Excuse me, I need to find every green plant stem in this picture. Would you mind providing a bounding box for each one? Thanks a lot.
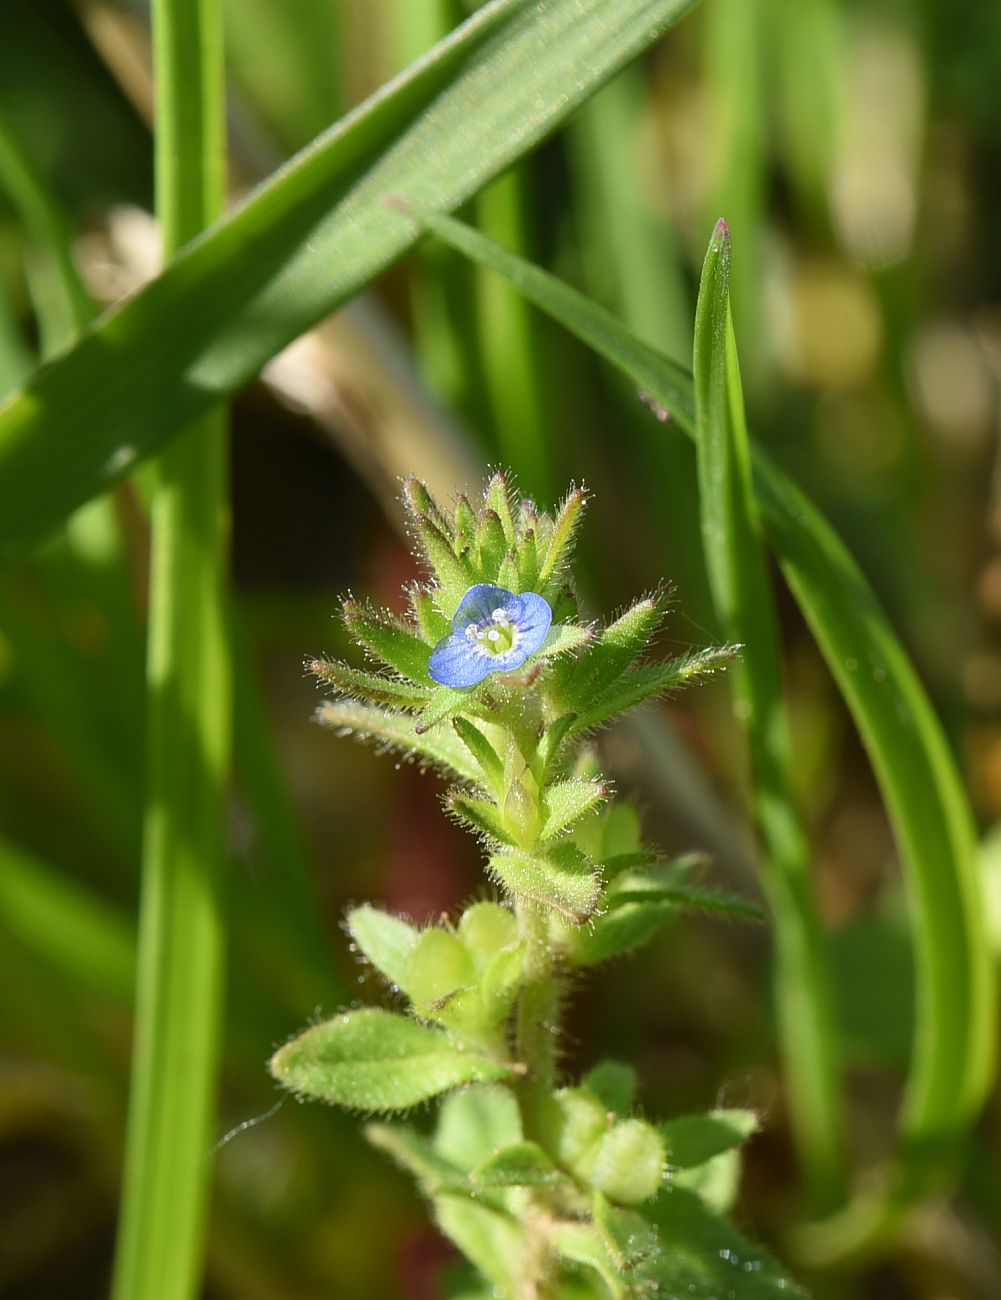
[111,1,229,1298]
[515,902,559,1098]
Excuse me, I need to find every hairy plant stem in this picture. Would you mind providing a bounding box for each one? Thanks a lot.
[514,899,562,1299]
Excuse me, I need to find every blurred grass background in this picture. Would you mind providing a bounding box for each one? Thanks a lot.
[0,0,1000,1296]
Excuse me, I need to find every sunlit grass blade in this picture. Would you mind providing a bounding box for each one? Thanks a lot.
[0,0,700,563]
[476,168,552,499]
[693,218,842,1207]
[110,0,230,1298]
[419,209,996,1255]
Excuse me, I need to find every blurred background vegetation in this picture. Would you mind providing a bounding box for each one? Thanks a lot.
[0,0,1000,1296]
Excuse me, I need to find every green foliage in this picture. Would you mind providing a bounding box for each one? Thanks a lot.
[417,206,996,1255]
[270,475,796,1296]
[269,1008,515,1110]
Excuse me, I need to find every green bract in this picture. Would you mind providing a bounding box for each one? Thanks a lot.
[270,473,795,1298]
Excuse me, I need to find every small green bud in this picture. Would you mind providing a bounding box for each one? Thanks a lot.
[587,1118,665,1205]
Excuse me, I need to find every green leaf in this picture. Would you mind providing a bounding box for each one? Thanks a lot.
[550,1221,627,1299]
[415,684,474,735]
[694,218,842,1203]
[671,1149,743,1214]
[315,698,480,783]
[571,646,739,733]
[471,1141,562,1188]
[660,1110,760,1170]
[0,0,702,562]
[343,602,433,683]
[447,791,517,846]
[452,717,504,789]
[435,1084,523,1170]
[489,844,601,923]
[537,623,595,661]
[269,1008,513,1110]
[540,778,608,841]
[537,485,587,592]
[592,1192,660,1270]
[569,898,676,966]
[422,209,996,1242]
[310,656,427,708]
[347,905,420,988]
[610,867,764,923]
[403,928,476,1010]
[433,1195,523,1292]
[641,1187,803,1297]
[582,1061,637,1116]
[457,901,518,968]
[557,597,663,706]
[366,1122,468,1193]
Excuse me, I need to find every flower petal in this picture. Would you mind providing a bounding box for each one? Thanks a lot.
[428,633,495,688]
[509,591,553,657]
[452,583,514,631]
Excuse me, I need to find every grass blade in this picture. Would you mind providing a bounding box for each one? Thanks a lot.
[0,0,699,563]
[693,218,842,1207]
[420,209,996,1255]
[110,0,230,1297]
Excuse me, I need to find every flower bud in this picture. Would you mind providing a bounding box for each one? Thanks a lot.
[587,1118,665,1205]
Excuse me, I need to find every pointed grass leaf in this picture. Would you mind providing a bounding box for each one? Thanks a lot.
[423,210,996,1232]
[660,1110,760,1171]
[347,905,420,988]
[489,844,601,922]
[0,0,704,562]
[316,699,480,783]
[270,1008,513,1110]
[694,218,843,1201]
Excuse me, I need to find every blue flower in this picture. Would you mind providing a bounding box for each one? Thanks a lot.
[428,584,553,688]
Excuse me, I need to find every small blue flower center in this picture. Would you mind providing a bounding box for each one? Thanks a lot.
[465,607,519,657]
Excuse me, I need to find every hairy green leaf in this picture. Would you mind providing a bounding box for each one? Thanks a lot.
[489,844,601,922]
[660,1110,759,1170]
[315,699,480,783]
[270,1008,513,1110]
[347,905,420,988]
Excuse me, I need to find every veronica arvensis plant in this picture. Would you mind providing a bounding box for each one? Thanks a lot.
[270,472,800,1299]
